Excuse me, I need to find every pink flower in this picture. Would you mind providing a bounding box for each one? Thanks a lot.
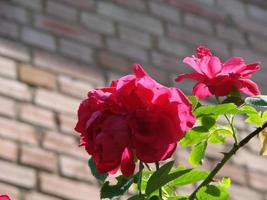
[0,195,11,200]
[176,46,261,99]
[75,64,195,176]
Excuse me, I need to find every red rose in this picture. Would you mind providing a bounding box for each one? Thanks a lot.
[0,195,11,200]
[176,46,260,99]
[75,64,195,176]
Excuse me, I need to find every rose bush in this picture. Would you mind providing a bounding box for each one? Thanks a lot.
[75,46,267,200]
[175,46,260,99]
[75,64,195,177]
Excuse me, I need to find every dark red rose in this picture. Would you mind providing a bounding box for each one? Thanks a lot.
[75,64,195,176]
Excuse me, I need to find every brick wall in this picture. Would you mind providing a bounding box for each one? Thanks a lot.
[0,0,267,199]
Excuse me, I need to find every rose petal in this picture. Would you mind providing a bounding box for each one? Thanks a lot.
[192,82,212,99]
[237,79,261,96]
[121,147,135,177]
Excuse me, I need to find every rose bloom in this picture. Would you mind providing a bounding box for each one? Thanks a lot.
[75,64,195,176]
[176,46,260,99]
[0,195,10,200]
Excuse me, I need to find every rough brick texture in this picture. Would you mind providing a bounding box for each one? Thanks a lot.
[0,0,267,199]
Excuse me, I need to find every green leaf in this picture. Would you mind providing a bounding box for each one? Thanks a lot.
[209,133,225,144]
[245,112,263,127]
[194,103,237,117]
[221,177,231,189]
[148,196,161,200]
[196,185,229,200]
[100,175,133,199]
[128,195,146,200]
[145,161,191,195]
[212,128,232,136]
[262,110,267,122]
[180,129,209,147]
[171,169,209,186]
[245,95,267,108]
[145,161,174,195]
[189,140,207,166]
[168,195,188,200]
[188,96,199,110]
[180,116,217,147]
[88,158,108,182]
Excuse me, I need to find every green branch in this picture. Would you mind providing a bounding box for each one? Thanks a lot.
[189,122,267,200]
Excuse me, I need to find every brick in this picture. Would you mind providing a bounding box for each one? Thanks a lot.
[46,0,77,22]
[21,145,57,171]
[167,0,227,22]
[0,183,20,200]
[0,19,19,39]
[0,117,38,144]
[33,50,105,86]
[248,4,267,23]
[216,24,246,45]
[107,38,148,62]
[60,156,95,182]
[0,138,18,161]
[0,38,30,62]
[35,15,102,47]
[229,185,263,200]
[149,1,181,23]
[118,25,152,49]
[0,2,29,24]
[81,12,115,35]
[57,0,95,10]
[0,76,31,101]
[25,192,61,200]
[22,27,56,51]
[98,51,131,73]
[218,164,247,185]
[19,103,56,129]
[0,56,17,79]
[19,64,57,89]
[233,17,267,39]
[249,171,267,191]
[217,0,246,18]
[59,39,94,63]
[98,2,164,35]
[43,131,87,159]
[184,13,213,34]
[0,96,16,118]
[151,51,179,71]
[115,0,146,11]
[40,173,99,200]
[248,34,267,54]
[35,89,80,115]
[158,37,189,57]
[58,114,77,134]
[195,0,216,6]
[12,0,42,11]
[58,75,93,99]
[233,149,267,174]
[0,160,36,188]
[167,25,229,58]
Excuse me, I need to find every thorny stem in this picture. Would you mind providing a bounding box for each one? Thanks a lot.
[155,162,163,199]
[189,122,267,200]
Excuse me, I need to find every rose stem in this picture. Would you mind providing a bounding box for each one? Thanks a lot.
[138,161,143,196]
[189,122,267,200]
[155,162,162,199]
[215,96,238,144]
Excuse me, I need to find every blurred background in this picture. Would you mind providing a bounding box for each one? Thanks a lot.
[0,0,267,199]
